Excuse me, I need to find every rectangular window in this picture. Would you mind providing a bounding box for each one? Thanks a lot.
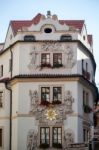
[0,129,2,147]
[53,87,62,102]
[0,92,3,108]
[86,62,88,72]
[53,53,62,67]
[0,65,3,77]
[83,90,85,106]
[40,127,50,145]
[41,87,50,102]
[52,127,62,145]
[83,129,89,142]
[86,92,89,105]
[41,53,50,66]
[9,59,12,72]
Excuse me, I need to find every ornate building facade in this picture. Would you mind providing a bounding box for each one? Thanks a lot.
[0,11,98,150]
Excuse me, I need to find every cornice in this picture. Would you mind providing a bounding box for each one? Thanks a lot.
[8,74,98,98]
[0,40,96,72]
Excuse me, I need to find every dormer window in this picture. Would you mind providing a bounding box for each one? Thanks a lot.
[44,28,52,33]
[24,35,35,41]
[60,35,72,41]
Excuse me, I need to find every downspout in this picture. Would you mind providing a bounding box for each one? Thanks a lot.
[5,82,12,150]
[5,48,13,150]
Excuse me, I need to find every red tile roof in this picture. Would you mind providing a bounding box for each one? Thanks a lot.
[11,13,42,34]
[11,13,85,35]
[11,14,93,45]
[59,20,84,32]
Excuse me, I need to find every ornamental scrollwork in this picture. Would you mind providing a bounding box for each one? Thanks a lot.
[64,90,74,113]
[28,46,38,70]
[64,129,74,148]
[41,42,63,51]
[29,90,74,125]
[65,46,76,68]
[27,129,38,150]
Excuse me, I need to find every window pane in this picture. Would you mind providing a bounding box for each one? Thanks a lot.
[0,129,2,147]
[53,87,62,101]
[41,54,50,65]
[53,127,62,144]
[0,92,3,108]
[41,87,50,102]
[40,127,50,144]
[53,53,62,65]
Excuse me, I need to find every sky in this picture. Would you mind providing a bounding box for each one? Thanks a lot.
[0,0,99,85]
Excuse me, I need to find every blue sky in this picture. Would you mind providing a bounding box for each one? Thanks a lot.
[0,0,99,84]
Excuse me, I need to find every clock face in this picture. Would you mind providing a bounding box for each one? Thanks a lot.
[45,108,57,121]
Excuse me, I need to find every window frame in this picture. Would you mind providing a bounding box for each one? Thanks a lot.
[0,91,3,108]
[41,87,50,103]
[40,127,50,145]
[0,127,4,148]
[0,65,3,77]
[53,87,62,102]
[41,53,50,66]
[53,53,62,67]
[52,127,62,145]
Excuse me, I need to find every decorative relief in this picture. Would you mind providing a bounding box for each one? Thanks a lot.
[29,90,39,112]
[65,46,76,68]
[27,129,38,150]
[64,129,74,148]
[64,90,74,113]
[29,90,74,125]
[28,46,38,70]
[41,42,63,52]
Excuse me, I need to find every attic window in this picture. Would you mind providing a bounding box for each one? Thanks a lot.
[24,35,35,41]
[44,28,52,33]
[83,36,86,40]
[60,35,72,41]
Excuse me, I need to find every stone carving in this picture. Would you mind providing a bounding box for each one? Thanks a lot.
[29,90,74,125]
[28,46,38,69]
[65,46,76,68]
[41,42,63,52]
[64,129,74,148]
[27,129,38,150]
[29,90,39,112]
[64,90,74,113]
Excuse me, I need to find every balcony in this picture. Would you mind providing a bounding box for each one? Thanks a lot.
[82,69,90,80]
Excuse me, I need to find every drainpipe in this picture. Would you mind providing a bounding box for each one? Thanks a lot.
[5,48,13,150]
[5,82,12,150]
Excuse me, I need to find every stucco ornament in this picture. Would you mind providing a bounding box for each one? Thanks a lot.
[29,90,74,124]
[41,42,63,52]
[29,90,39,112]
[27,129,38,150]
[64,129,74,148]
[64,90,74,113]
[65,46,76,68]
[28,46,38,69]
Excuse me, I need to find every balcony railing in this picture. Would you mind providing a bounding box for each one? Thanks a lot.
[82,69,90,80]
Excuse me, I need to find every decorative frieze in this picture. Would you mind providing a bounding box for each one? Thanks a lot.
[29,90,74,125]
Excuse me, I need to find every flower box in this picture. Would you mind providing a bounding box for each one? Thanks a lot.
[53,143,62,148]
[53,64,63,68]
[39,143,49,149]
